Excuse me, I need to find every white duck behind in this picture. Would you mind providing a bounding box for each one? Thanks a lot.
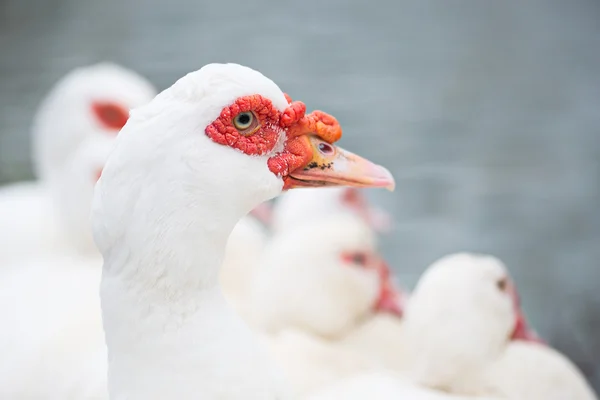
[0,63,156,266]
[395,253,539,395]
[92,63,394,399]
[249,213,404,395]
[251,213,402,338]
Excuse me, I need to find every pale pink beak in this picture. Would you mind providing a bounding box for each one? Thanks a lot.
[288,136,395,191]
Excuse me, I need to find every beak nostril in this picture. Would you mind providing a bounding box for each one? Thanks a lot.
[317,142,334,155]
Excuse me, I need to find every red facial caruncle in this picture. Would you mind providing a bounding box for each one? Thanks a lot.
[204,92,395,192]
[205,94,342,186]
[205,95,284,156]
[341,251,405,317]
[91,101,130,132]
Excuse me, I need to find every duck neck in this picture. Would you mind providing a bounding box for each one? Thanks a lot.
[103,182,252,293]
[102,179,260,331]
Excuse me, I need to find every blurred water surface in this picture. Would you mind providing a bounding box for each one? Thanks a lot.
[1,0,600,390]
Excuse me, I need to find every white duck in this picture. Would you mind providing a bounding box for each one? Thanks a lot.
[401,254,597,399]
[91,63,395,399]
[0,63,156,266]
[251,213,403,338]
[393,253,540,396]
[221,187,391,321]
[248,213,404,395]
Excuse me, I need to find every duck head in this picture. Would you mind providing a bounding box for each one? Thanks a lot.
[32,63,156,254]
[92,63,395,289]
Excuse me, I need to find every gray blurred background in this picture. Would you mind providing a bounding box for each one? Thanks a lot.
[1,0,599,390]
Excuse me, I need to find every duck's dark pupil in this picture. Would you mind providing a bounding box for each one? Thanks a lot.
[238,114,250,125]
[353,254,366,265]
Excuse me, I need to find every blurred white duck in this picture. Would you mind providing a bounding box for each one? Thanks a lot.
[90,63,395,399]
[403,254,596,399]
[249,213,404,395]
[251,213,403,338]
[393,253,540,396]
[0,63,156,266]
[271,186,393,234]
[221,187,392,321]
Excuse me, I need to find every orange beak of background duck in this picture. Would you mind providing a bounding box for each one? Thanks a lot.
[287,135,396,191]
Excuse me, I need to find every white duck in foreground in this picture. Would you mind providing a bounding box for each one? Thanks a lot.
[220,210,270,321]
[0,63,156,266]
[91,63,395,399]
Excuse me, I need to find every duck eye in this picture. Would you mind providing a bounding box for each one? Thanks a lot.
[341,252,369,267]
[497,277,508,292]
[233,112,254,131]
[352,253,368,266]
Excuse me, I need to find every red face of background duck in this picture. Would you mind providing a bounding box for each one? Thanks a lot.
[340,251,405,317]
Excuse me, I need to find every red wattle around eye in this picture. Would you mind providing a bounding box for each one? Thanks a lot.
[91,102,130,131]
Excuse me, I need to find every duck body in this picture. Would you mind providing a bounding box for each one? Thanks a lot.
[306,371,503,400]
[481,341,597,400]
[269,328,377,396]
[103,285,289,399]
